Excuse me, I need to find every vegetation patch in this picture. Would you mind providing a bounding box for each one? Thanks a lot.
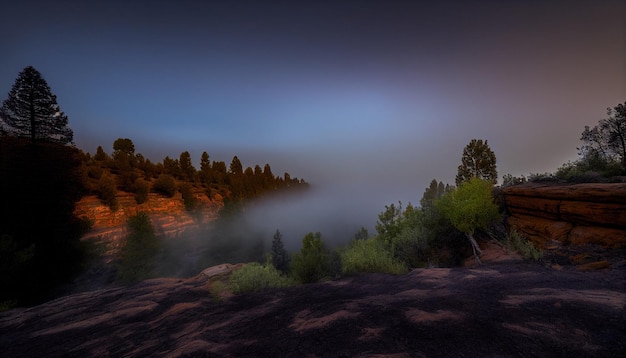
[229,263,294,294]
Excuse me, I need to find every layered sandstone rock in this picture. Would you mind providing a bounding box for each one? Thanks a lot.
[502,183,626,249]
[74,191,221,254]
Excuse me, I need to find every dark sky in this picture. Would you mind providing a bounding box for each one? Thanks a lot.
[2,0,625,240]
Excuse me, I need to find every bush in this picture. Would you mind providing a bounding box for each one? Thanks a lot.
[341,238,407,275]
[503,230,542,260]
[153,174,177,197]
[291,232,332,284]
[116,213,161,283]
[230,263,294,294]
[391,226,431,268]
[179,182,198,211]
[134,178,149,204]
[98,172,119,211]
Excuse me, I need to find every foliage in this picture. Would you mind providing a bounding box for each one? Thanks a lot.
[420,179,448,208]
[341,238,407,275]
[134,177,149,204]
[291,232,332,284]
[437,178,501,236]
[153,174,177,197]
[209,280,227,302]
[503,230,542,260]
[0,66,73,144]
[375,201,405,244]
[501,173,527,187]
[353,227,369,241]
[579,102,626,173]
[271,229,290,274]
[116,213,161,283]
[179,182,198,211]
[179,151,196,182]
[98,172,119,210]
[456,139,497,186]
[230,263,294,294]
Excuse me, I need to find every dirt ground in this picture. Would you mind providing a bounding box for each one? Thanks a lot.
[1,251,624,357]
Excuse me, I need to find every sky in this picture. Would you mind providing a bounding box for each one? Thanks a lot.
[1,0,625,243]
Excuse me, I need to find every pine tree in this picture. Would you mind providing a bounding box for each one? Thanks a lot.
[0,66,73,144]
[271,229,290,274]
[455,139,497,186]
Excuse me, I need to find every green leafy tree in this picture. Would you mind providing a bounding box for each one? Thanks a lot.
[291,232,330,283]
[271,229,290,274]
[375,202,404,244]
[579,102,626,172]
[436,178,501,264]
[0,66,73,144]
[455,139,497,186]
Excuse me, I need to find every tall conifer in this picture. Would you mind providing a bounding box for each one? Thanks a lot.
[1,66,73,144]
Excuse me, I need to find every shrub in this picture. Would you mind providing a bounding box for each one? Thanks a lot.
[291,232,332,284]
[98,172,119,211]
[179,182,198,211]
[341,238,407,275]
[153,174,177,197]
[230,263,294,294]
[391,226,431,268]
[134,178,149,204]
[116,213,161,283]
[503,230,542,260]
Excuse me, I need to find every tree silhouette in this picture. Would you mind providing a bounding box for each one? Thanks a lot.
[579,102,626,172]
[455,139,497,186]
[0,66,73,144]
[271,229,290,274]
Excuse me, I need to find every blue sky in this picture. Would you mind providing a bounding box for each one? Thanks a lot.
[1,0,625,239]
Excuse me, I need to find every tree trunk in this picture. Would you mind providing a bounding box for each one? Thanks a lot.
[466,233,482,265]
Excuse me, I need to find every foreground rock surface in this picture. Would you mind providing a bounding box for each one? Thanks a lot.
[1,262,624,357]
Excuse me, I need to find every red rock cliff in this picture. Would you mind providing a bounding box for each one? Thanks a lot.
[74,192,222,251]
[502,183,626,249]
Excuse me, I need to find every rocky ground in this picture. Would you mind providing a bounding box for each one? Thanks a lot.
[1,243,624,358]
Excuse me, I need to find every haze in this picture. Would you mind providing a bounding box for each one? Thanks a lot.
[2,0,624,244]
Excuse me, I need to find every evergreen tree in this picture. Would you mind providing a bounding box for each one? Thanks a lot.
[199,151,211,184]
[179,151,196,182]
[420,179,446,208]
[271,229,290,274]
[229,155,243,175]
[0,66,73,144]
[455,139,497,186]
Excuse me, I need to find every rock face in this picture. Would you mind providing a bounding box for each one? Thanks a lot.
[74,192,221,254]
[1,262,624,357]
[502,183,626,248]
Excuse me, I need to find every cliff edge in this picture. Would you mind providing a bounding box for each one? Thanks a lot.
[502,183,626,250]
